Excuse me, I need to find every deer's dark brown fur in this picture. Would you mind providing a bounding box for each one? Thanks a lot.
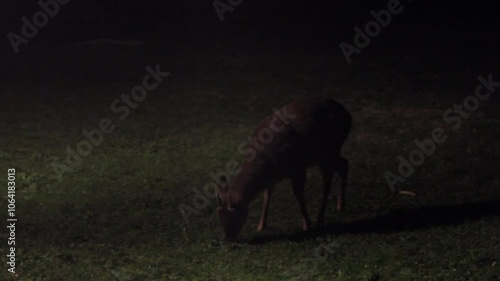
[216,96,352,241]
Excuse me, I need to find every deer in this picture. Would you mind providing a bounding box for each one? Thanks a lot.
[216,96,352,241]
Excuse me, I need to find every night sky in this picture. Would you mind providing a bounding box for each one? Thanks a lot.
[2,1,499,42]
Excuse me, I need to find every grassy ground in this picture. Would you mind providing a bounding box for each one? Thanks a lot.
[1,40,499,280]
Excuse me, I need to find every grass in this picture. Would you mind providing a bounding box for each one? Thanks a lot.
[0,40,499,281]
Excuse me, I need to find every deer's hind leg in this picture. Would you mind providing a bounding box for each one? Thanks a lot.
[291,170,311,231]
[335,156,348,212]
[317,162,335,229]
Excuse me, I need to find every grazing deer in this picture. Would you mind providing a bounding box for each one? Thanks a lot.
[216,96,352,241]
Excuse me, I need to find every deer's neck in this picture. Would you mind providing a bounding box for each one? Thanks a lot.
[229,158,274,207]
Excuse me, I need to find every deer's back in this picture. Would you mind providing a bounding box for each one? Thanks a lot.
[252,96,351,175]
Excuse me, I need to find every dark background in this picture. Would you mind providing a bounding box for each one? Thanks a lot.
[3,0,499,87]
[2,1,499,43]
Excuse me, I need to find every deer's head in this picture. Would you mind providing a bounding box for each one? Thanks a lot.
[216,177,248,241]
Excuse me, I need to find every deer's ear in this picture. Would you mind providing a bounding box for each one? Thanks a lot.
[216,181,227,206]
[216,191,223,206]
[216,177,232,209]
[219,176,228,190]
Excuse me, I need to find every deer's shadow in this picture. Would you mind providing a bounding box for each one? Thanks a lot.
[248,199,500,244]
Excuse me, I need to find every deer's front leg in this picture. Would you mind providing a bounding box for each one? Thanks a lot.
[257,188,272,232]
